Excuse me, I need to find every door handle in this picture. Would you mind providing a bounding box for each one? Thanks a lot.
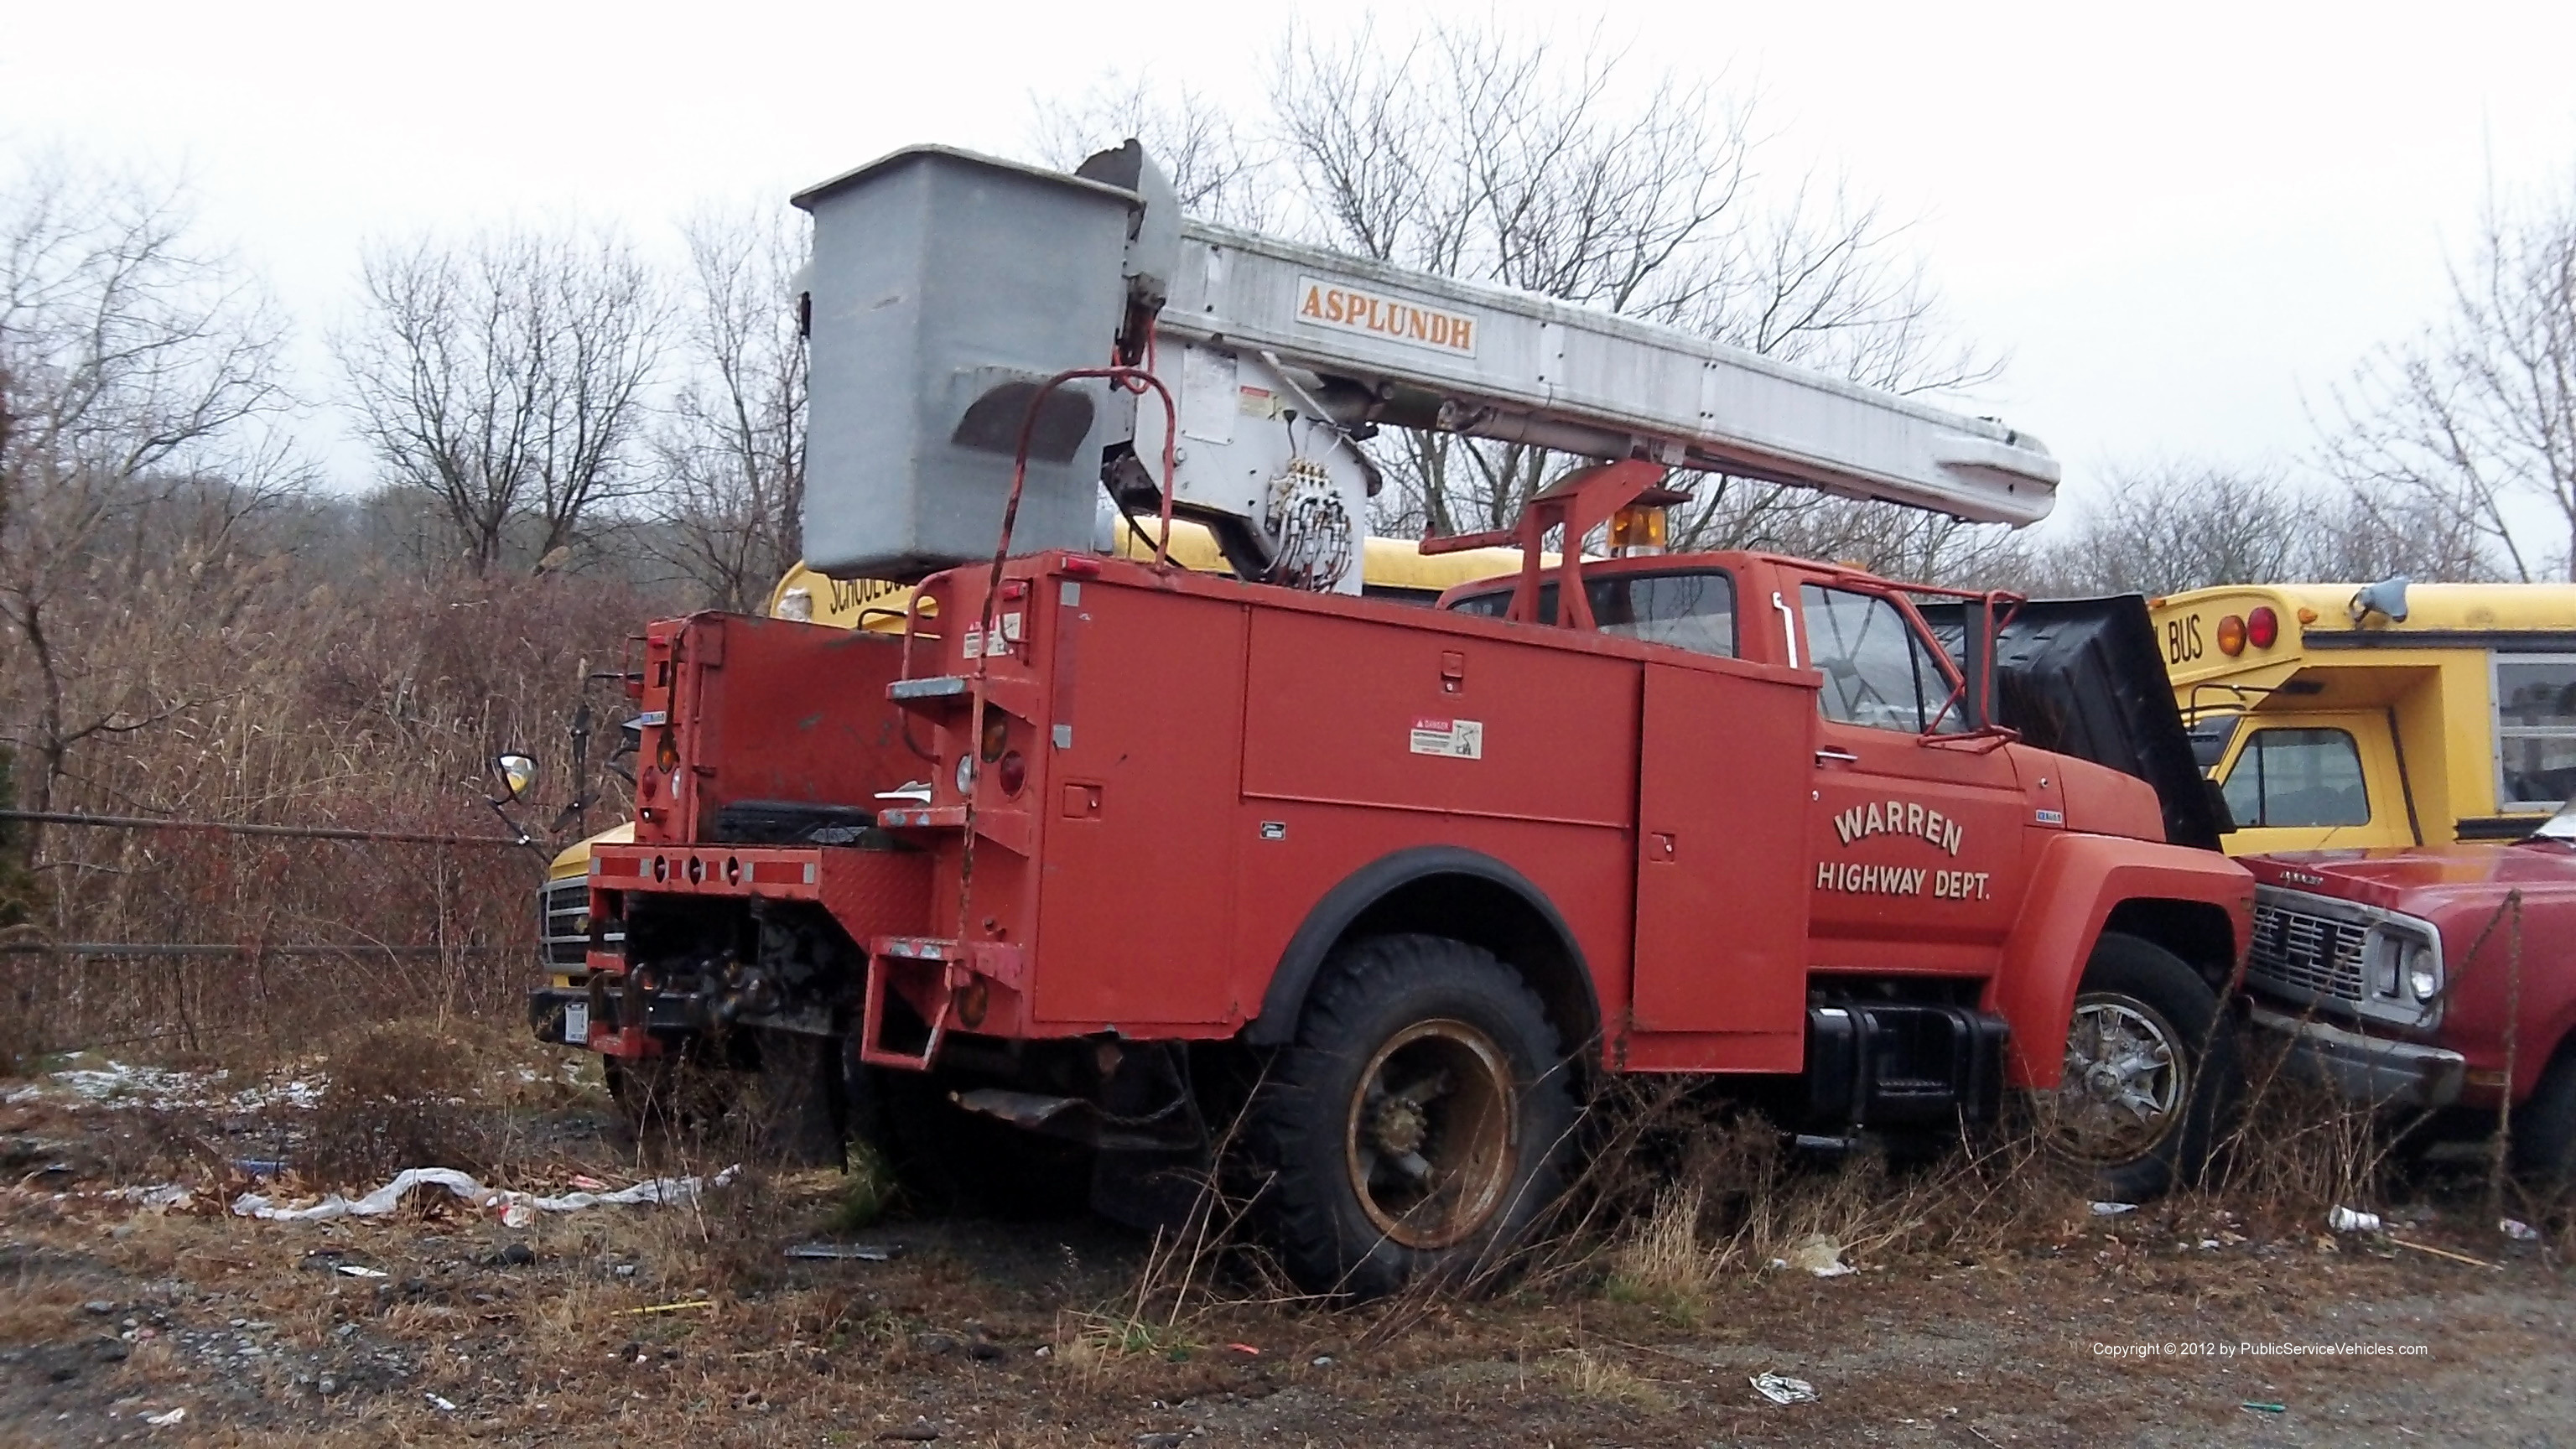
[1815,747,1860,765]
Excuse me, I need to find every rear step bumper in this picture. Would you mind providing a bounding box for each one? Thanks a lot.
[578,842,936,1059]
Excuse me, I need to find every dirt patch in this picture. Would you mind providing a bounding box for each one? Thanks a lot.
[1,1046,2571,1446]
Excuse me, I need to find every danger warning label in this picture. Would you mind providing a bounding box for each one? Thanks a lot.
[1410,717,1484,759]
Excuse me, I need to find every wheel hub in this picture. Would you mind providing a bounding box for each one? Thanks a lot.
[1342,1021,1517,1250]
[2049,994,2188,1166]
[1370,1097,1428,1157]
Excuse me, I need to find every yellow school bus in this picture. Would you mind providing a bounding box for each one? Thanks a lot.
[2153,580,2576,852]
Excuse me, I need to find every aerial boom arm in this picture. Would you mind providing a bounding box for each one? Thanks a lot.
[1157,221,2059,527]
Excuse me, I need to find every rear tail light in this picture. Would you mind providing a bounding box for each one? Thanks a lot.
[980,710,1010,761]
[996,750,1027,797]
[2215,615,2246,656]
[2246,605,2278,649]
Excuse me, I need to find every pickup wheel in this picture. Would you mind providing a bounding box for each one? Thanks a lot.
[2508,1044,2576,1193]
[1246,933,1576,1299]
[2042,932,2236,1201]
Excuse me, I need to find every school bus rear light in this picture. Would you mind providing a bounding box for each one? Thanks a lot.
[2216,614,2247,656]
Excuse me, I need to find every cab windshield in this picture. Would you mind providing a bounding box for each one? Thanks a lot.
[1444,567,1738,658]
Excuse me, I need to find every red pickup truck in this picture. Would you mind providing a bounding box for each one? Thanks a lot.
[2239,805,2576,1187]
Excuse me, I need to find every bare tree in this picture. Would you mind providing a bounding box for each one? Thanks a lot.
[0,158,293,813]
[648,207,808,610]
[2007,461,2496,597]
[2323,173,2576,580]
[1031,71,1272,228]
[337,225,665,574]
[1030,20,2006,578]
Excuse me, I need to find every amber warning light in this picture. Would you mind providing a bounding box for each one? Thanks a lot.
[1608,505,1669,557]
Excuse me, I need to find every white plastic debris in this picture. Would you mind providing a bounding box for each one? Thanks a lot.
[1751,1372,1819,1405]
[231,1166,740,1223]
[425,1392,457,1412]
[143,1407,186,1426]
[335,1265,388,1279]
[2089,1201,2138,1216]
[110,1184,194,1210]
[1784,1233,1857,1277]
[784,1241,905,1261]
[2328,1206,2382,1233]
[2501,1218,2541,1242]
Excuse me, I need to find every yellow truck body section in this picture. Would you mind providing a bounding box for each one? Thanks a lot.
[2153,582,2576,852]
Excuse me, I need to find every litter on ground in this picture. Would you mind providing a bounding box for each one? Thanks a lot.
[1784,1233,1857,1277]
[2328,1206,2382,1233]
[784,1241,906,1261]
[231,1166,739,1224]
[1751,1372,1819,1405]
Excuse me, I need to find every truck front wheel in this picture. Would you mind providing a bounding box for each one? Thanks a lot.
[2042,932,2235,1201]
[2508,1043,2576,1193]
[1247,933,1577,1299]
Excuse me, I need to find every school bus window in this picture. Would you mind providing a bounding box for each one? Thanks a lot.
[2494,654,2576,808]
[2221,728,2369,828]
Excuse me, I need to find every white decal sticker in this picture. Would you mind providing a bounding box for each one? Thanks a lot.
[563,1000,589,1045]
[1409,716,1485,759]
[962,626,983,660]
[1181,347,1238,443]
[1298,276,1480,356]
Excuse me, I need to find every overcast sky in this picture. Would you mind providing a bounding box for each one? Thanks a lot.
[6,0,2573,526]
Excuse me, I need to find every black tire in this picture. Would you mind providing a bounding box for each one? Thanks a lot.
[1245,933,1578,1299]
[2040,932,2236,1202]
[2508,1043,2576,1196]
[745,1030,847,1168]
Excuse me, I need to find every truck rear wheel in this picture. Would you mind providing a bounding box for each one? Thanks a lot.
[2042,932,2234,1201]
[1246,933,1576,1298]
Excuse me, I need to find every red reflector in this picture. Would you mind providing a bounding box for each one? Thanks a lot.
[2246,605,2278,649]
[2216,615,2246,656]
[996,750,1027,797]
[1060,555,1102,578]
[1000,579,1027,600]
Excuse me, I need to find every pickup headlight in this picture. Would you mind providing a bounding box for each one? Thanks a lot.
[2365,921,2443,1008]
[2404,940,2440,1002]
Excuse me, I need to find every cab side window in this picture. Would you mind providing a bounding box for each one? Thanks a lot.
[2221,727,2370,828]
[1801,584,1949,733]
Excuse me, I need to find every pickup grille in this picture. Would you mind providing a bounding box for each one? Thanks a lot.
[2247,900,2367,1002]
[541,875,615,972]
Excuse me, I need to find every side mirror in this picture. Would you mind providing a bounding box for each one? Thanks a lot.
[2349,575,2410,624]
[494,753,539,804]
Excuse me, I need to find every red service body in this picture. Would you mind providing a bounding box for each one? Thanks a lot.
[576,545,2247,1092]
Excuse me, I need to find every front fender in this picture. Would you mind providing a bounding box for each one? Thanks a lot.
[1991,834,2254,1088]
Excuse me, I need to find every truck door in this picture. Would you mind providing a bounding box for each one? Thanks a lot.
[1799,583,2028,974]
[2213,709,2411,851]
[1628,659,1815,1060]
